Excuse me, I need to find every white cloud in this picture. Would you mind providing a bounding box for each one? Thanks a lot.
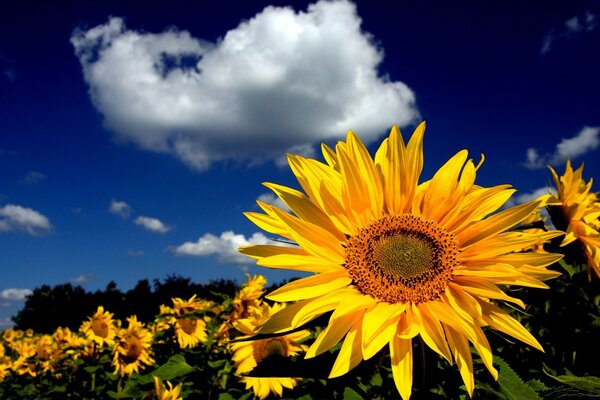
[524,126,599,169]
[135,216,171,233]
[505,186,557,208]
[541,12,597,54]
[70,274,94,284]
[109,199,132,218]
[21,171,46,184]
[0,204,52,235]
[0,288,32,301]
[174,231,274,264]
[71,0,419,170]
[257,192,290,211]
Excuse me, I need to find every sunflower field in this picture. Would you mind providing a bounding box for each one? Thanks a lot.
[1,124,600,399]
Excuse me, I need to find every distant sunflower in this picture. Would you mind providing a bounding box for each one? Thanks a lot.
[230,303,309,400]
[80,306,119,347]
[547,160,600,278]
[239,122,563,399]
[170,296,209,349]
[112,316,155,377]
[153,376,183,400]
[217,274,267,343]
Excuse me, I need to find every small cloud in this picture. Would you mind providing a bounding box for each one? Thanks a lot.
[127,249,145,257]
[541,12,597,54]
[173,231,272,264]
[524,126,599,169]
[0,204,53,235]
[505,187,557,208]
[0,288,32,301]
[21,171,46,185]
[135,216,171,234]
[256,193,290,212]
[70,274,94,284]
[109,199,132,218]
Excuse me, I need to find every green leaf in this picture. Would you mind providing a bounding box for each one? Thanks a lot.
[526,379,549,393]
[141,354,194,384]
[495,356,540,400]
[343,386,365,400]
[546,373,600,394]
[218,393,236,400]
[558,259,576,277]
[208,359,227,369]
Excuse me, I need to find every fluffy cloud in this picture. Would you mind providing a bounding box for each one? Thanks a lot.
[0,204,52,235]
[525,126,599,169]
[135,216,171,233]
[174,231,273,264]
[70,274,94,284]
[0,288,32,301]
[21,171,46,184]
[109,199,132,218]
[541,12,597,54]
[71,0,419,170]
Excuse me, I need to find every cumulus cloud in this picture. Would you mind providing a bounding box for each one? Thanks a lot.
[0,288,32,301]
[21,171,46,184]
[109,199,132,218]
[174,231,275,264]
[524,126,599,169]
[541,12,597,54]
[0,204,52,235]
[135,216,171,233]
[505,186,557,208]
[71,0,419,170]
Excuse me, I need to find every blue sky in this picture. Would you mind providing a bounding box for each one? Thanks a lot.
[1,0,599,327]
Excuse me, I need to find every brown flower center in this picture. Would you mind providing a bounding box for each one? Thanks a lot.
[91,319,109,338]
[121,334,142,364]
[253,338,288,364]
[345,214,458,304]
[179,318,198,335]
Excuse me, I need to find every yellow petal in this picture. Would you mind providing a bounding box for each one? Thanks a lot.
[445,326,475,397]
[390,335,413,400]
[267,271,351,302]
[478,300,543,351]
[454,277,526,308]
[362,302,406,360]
[329,318,364,378]
[417,304,452,363]
[306,309,364,358]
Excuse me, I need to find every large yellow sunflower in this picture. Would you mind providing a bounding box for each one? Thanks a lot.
[112,316,155,376]
[239,122,563,399]
[79,306,119,347]
[230,302,309,400]
[546,160,600,278]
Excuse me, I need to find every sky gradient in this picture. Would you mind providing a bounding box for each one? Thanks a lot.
[1,0,599,327]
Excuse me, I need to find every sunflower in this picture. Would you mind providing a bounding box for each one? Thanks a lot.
[239,122,563,399]
[546,160,600,278]
[170,296,210,349]
[153,376,183,400]
[79,306,119,347]
[230,303,309,400]
[217,274,268,343]
[112,316,155,376]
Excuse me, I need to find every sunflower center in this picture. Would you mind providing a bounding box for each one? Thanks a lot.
[122,334,142,363]
[345,214,458,304]
[179,318,197,335]
[253,338,288,364]
[91,319,109,338]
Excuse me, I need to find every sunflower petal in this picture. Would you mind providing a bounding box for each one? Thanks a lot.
[390,335,413,400]
[267,271,351,302]
[329,318,364,378]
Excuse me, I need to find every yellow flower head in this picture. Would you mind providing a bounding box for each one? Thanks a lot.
[217,274,267,343]
[79,306,119,347]
[112,316,155,377]
[153,376,183,400]
[547,160,600,278]
[230,303,309,399]
[240,122,563,399]
[175,316,208,349]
